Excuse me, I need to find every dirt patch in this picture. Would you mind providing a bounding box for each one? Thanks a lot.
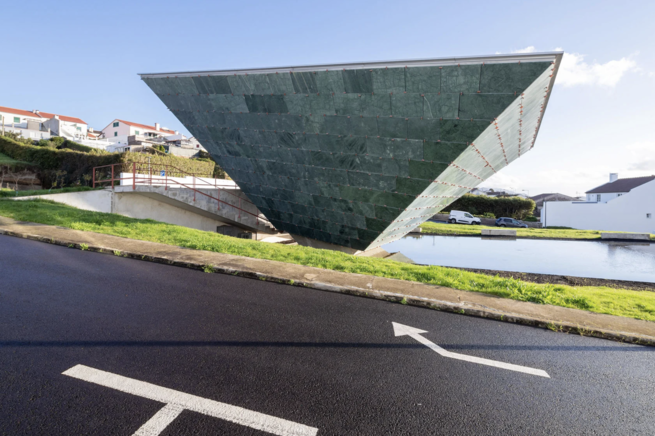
[456,267,655,292]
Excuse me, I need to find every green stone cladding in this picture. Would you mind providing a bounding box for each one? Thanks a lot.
[142,57,558,251]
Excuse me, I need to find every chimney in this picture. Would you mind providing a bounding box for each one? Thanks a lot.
[609,173,618,183]
[54,115,60,120]
[175,130,179,135]
[155,123,160,131]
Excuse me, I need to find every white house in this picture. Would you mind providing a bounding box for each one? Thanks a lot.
[37,111,88,139]
[0,105,90,141]
[543,174,655,234]
[101,119,178,145]
[0,106,51,140]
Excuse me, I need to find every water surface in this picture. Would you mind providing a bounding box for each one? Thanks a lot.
[383,235,655,283]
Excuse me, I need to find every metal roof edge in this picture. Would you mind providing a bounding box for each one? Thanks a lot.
[138,51,563,78]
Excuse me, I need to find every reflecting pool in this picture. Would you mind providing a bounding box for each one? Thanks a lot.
[383,235,655,283]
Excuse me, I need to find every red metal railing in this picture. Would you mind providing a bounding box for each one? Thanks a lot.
[92,162,272,228]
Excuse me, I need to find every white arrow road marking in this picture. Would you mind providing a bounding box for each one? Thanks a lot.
[62,364,318,436]
[392,322,550,378]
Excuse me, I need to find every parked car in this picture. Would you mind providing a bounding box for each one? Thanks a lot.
[495,217,528,228]
[448,210,481,225]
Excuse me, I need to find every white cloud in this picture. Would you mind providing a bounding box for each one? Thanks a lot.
[497,46,637,87]
[479,172,524,192]
[626,142,655,172]
[512,46,536,54]
[556,52,637,87]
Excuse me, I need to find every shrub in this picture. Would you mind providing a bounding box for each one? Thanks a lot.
[36,139,55,148]
[59,139,106,154]
[0,134,218,188]
[1,131,33,145]
[523,216,539,222]
[482,212,496,219]
[443,194,536,220]
[0,134,118,188]
[117,152,214,178]
[197,150,230,179]
[50,137,66,147]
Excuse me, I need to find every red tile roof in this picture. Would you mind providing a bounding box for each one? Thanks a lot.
[0,106,41,119]
[37,112,87,125]
[115,119,176,135]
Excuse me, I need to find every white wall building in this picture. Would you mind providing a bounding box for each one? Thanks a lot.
[0,105,91,141]
[38,111,88,139]
[543,174,655,234]
[101,119,178,145]
[0,106,51,140]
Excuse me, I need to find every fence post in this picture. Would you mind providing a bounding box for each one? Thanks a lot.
[111,165,114,190]
[92,167,95,188]
[165,165,168,191]
[132,162,136,191]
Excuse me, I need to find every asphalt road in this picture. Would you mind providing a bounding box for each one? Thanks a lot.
[1,234,654,435]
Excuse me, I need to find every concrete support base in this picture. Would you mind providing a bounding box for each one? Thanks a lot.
[482,229,517,237]
[289,234,391,256]
[601,233,651,241]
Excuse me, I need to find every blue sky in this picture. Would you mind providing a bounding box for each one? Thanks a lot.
[2,0,653,196]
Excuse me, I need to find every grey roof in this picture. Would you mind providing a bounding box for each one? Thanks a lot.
[530,193,576,205]
[586,176,655,194]
[139,51,562,78]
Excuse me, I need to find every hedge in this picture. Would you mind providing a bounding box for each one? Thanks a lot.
[0,135,217,188]
[0,135,118,188]
[60,139,108,154]
[116,153,215,178]
[443,194,536,220]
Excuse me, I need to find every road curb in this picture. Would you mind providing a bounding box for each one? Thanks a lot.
[1,226,654,348]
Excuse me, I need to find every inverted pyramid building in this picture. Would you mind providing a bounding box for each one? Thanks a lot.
[140,52,562,252]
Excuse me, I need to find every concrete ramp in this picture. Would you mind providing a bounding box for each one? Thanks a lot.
[114,185,275,233]
[15,187,277,235]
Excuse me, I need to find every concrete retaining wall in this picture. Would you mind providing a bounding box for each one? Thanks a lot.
[15,190,113,213]
[601,233,651,241]
[481,229,517,237]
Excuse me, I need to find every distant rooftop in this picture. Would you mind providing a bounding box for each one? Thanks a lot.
[0,105,38,118]
[586,176,655,194]
[0,106,87,124]
[113,119,176,135]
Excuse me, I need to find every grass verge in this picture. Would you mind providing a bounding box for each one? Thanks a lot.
[0,152,31,166]
[420,221,655,241]
[0,186,99,198]
[1,199,654,322]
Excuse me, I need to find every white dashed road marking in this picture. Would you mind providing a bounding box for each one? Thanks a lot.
[62,364,319,436]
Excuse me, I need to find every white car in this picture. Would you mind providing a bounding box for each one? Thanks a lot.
[448,210,481,225]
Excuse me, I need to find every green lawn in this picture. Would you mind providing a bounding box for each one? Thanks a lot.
[420,221,655,241]
[0,152,29,166]
[1,199,654,322]
[0,186,98,198]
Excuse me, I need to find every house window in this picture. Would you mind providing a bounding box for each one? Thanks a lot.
[114,132,118,137]
[596,195,601,202]
[113,122,119,127]
[13,117,20,123]
[135,130,140,135]
[76,127,81,131]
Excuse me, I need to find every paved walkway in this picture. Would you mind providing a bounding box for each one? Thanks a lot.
[1,216,653,346]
